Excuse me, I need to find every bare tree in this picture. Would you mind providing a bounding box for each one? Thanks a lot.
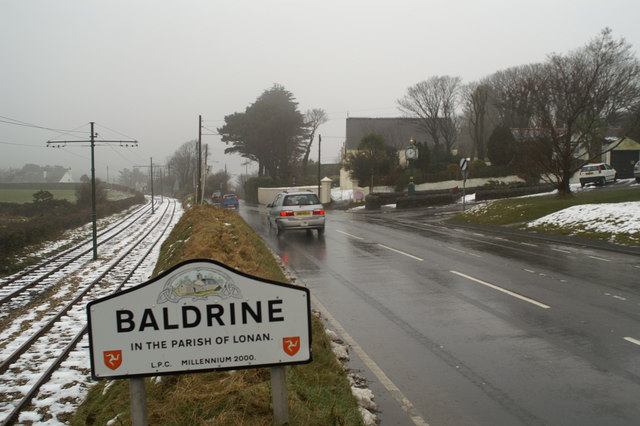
[487,64,542,129]
[397,75,462,152]
[512,29,640,195]
[462,82,491,159]
[167,140,199,195]
[301,108,328,173]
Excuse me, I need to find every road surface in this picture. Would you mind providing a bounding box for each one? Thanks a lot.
[241,203,640,426]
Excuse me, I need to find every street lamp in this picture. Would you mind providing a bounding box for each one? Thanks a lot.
[406,138,418,196]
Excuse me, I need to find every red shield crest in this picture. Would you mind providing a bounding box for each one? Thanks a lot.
[103,350,122,370]
[282,337,300,356]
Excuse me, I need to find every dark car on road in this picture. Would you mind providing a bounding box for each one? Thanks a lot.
[221,193,239,209]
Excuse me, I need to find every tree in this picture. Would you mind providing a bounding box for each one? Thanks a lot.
[218,84,308,181]
[76,178,106,206]
[118,167,148,191]
[301,108,328,173]
[166,140,199,196]
[518,28,640,195]
[205,170,231,198]
[33,190,54,204]
[462,82,492,160]
[343,133,397,192]
[487,64,542,129]
[487,126,517,166]
[397,75,462,152]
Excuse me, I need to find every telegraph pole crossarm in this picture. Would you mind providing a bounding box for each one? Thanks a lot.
[46,121,138,260]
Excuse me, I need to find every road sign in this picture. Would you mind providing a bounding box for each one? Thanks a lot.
[459,158,469,171]
[87,259,312,379]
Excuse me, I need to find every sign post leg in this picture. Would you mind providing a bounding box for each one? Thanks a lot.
[271,366,289,425]
[130,378,148,426]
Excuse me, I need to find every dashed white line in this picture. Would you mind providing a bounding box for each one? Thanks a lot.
[605,293,628,301]
[589,255,611,262]
[624,337,640,346]
[450,270,551,309]
[310,294,430,426]
[551,248,571,254]
[377,244,424,261]
[336,229,364,240]
[520,242,538,247]
[447,246,482,258]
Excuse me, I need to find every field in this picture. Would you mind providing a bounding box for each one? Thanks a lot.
[0,188,132,204]
[0,188,77,203]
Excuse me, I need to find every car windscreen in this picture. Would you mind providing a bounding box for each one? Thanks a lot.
[283,194,319,206]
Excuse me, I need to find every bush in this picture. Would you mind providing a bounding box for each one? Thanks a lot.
[0,192,144,275]
[396,193,460,209]
[364,192,403,209]
[475,184,555,201]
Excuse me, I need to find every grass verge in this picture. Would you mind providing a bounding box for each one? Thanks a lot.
[71,204,363,425]
[450,188,640,245]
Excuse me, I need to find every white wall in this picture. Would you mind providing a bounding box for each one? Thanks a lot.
[258,185,319,205]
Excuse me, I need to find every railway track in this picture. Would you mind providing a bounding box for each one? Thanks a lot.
[0,203,154,313]
[0,197,183,425]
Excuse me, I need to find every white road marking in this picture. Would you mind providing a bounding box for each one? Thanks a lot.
[551,248,571,254]
[589,255,611,262]
[605,293,628,301]
[520,242,537,247]
[624,337,640,346]
[377,244,424,261]
[336,229,364,240]
[310,294,430,426]
[447,246,482,258]
[450,270,551,309]
[524,269,535,273]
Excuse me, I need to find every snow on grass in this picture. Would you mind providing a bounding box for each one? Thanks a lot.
[526,201,640,236]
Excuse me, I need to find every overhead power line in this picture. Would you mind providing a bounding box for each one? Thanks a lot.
[47,121,138,261]
[0,115,87,135]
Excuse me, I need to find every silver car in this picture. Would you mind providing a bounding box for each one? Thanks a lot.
[266,190,325,236]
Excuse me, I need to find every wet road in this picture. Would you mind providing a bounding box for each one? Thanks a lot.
[240,204,640,426]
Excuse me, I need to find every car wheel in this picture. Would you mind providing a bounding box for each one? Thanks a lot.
[636,177,640,183]
[317,226,325,236]
[601,177,607,185]
[275,224,284,236]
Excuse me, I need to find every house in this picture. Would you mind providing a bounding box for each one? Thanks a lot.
[58,169,74,183]
[341,117,438,190]
[605,138,640,178]
[345,117,437,151]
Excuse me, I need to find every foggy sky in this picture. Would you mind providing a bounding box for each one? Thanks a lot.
[2,0,640,184]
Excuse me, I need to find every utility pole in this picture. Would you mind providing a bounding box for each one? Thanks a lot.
[201,144,208,203]
[197,115,202,204]
[150,157,154,213]
[47,121,137,260]
[317,134,322,196]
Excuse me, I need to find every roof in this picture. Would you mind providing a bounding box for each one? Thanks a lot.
[345,117,438,150]
[607,137,640,151]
